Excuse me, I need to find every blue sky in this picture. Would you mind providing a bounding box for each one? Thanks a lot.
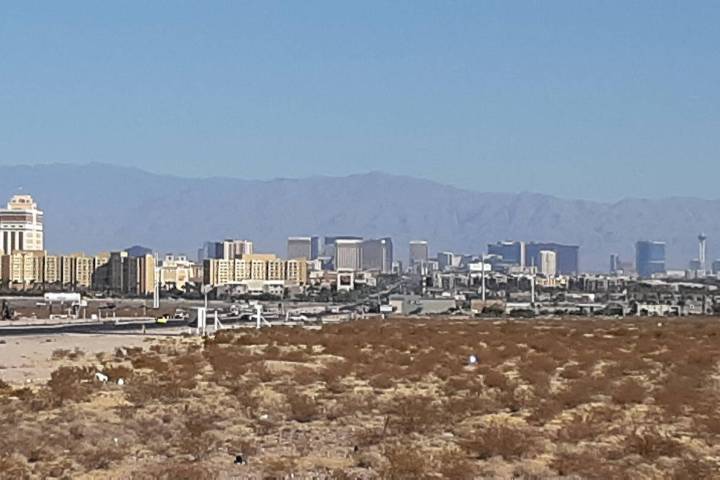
[1,1,719,201]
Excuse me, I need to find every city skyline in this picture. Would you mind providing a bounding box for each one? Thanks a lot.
[2,3,720,201]
[0,191,713,278]
[2,163,720,273]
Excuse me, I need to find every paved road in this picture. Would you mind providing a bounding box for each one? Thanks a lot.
[0,318,192,336]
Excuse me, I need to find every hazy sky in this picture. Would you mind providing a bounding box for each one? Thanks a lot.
[1,2,719,201]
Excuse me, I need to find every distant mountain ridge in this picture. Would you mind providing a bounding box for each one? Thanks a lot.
[1,163,718,271]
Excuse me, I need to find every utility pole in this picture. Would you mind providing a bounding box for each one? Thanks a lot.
[152,253,160,310]
[481,254,486,302]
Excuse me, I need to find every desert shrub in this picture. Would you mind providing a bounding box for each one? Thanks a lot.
[460,421,536,460]
[671,455,718,479]
[434,446,476,480]
[387,395,445,435]
[381,443,431,480]
[446,393,496,420]
[291,366,318,386]
[482,369,510,390]
[250,362,274,382]
[76,440,128,471]
[555,375,609,409]
[262,456,298,478]
[175,415,222,461]
[551,449,622,479]
[101,364,134,381]
[655,374,702,416]
[443,375,475,394]
[131,462,218,480]
[369,373,395,390]
[319,359,352,383]
[279,348,310,363]
[124,373,196,406]
[46,366,95,406]
[286,392,319,423]
[51,347,84,361]
[557,411,607,443]
[130,353,169,373]
[695,414,720,438]
[354,425,386,447]
[0,378,11,393]
[611,378,646,405]
[625,426,683,460]
[333,391,377,417]
[0,454,31,479]
[559,364,583,380]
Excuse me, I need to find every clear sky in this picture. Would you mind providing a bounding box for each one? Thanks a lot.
[1,1,719,201]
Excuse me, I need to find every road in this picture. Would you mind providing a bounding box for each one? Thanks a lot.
[0,318,190,336]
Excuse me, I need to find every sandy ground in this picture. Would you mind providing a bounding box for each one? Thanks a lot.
[0,333,164,385]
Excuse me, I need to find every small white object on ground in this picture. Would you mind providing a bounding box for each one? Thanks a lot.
[95,372,109,383]
[117,378,125,386]
[468,354,478,365]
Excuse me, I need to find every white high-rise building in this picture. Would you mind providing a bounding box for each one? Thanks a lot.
[539,250,557,277]
[0,194,44,255]
[222,239,253,260]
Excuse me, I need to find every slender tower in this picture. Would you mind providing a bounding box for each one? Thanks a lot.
[698,233,707,274]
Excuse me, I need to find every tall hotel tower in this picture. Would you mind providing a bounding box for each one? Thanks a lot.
[0,195,44,254]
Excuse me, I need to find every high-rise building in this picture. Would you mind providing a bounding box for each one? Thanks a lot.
[335,239,363,271]
[409,240,429,266]
[610,254,620,274]
[360,237,393,273]
[539,250,557,277]
[123,254,156,296]
[487,241,526,267]
[323,236,362,260]
[287,236,320,260]
[712,259,720,276]
[197,241,223,263]
[698,233,707,274]
[635,241,666,278]
[525,243,580,275]
[223,239,253,260]
[0,194,44,255]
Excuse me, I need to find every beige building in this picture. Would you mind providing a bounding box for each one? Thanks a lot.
[286,259,308,285]
[159,254,194,291]
[203,254,308,287]
[92,251,156,295]
[124,254,156,296]
[0,251,44,285]
[0,194,44,255]
[0,249,156,293]
[43,255,61,284]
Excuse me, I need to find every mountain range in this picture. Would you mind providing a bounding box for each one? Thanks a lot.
[0,163,717,272]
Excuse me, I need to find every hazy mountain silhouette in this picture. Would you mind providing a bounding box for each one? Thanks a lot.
[1,163,717,271]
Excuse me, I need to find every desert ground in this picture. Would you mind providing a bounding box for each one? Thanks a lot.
[1,317,720,479]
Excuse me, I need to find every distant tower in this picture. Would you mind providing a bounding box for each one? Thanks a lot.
[698,233,707,273]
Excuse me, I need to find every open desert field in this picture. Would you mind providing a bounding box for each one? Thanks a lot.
[1,317,720,479]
